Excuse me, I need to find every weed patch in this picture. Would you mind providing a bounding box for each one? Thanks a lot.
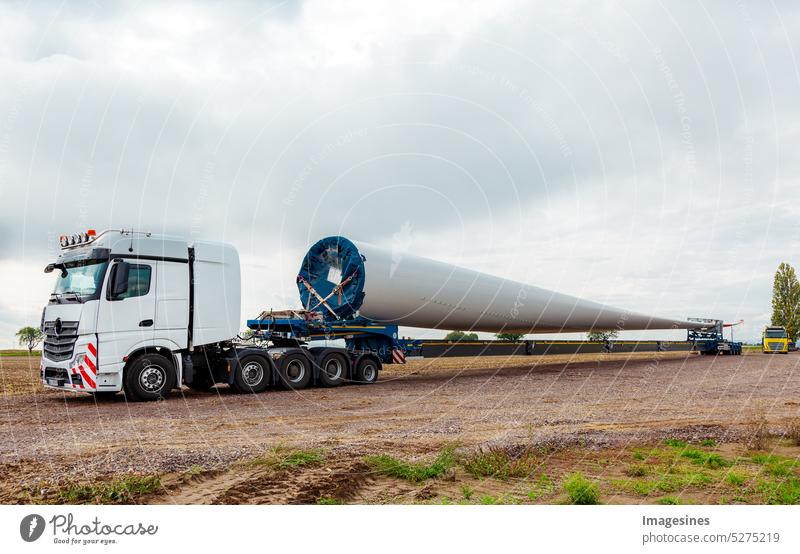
[52,475,161,504]
[366,448,456,483]
[461,446,538,480]
[563,473,599,505]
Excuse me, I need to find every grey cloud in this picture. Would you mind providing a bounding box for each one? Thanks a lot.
[1,0,799,342]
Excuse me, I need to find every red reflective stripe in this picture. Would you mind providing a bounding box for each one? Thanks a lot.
[79,366,96,389]
[85,356,96,374]
[87,342,97,356]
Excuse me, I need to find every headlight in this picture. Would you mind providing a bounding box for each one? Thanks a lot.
[74,353,86,367]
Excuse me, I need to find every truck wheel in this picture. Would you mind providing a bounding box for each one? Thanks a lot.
[123,353,176,401]
[354,357,379,384]
[277,354,311,390]
[317,353,348,387]
[232,355,270,394]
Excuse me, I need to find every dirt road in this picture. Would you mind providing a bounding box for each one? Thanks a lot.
[1,350,799,504]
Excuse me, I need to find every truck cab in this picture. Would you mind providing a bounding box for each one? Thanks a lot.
[762,326,790,354]
[40,229,381,401]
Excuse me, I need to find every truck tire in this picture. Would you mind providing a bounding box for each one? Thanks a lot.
[123,353,176,401]
[354,357,379,384]
[316,352,348,387]
[277,353,312,390]
[231,354,270,394]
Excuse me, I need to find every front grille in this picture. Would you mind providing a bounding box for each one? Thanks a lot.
[43,366,70,385]
[44,367,69,380]
[767,342,784,351]
[43,320,79,361]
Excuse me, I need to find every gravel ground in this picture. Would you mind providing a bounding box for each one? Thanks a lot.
[1,350,799,501]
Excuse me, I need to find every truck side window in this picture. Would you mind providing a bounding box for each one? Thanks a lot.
[117,264,152,299]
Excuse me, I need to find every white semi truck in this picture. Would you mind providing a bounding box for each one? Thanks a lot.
[40,229,381,401]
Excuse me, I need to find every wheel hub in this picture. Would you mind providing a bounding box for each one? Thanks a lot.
[140,365,165,392]
[242,362,264,386]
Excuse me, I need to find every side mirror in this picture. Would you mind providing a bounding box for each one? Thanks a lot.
[109,262,130,299]
[44,263,68,278]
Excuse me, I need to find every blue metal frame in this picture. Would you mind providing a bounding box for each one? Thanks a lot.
[686,319,742,355]
[246,316,410,364]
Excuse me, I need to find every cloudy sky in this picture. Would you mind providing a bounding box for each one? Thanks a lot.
[1,0,798,346]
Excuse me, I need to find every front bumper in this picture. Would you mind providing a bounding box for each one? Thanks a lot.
[41,336,98,392]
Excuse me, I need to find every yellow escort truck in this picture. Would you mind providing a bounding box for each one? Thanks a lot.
[762,326,790,354]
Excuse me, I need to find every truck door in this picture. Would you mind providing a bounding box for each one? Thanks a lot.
[97,260,157,367]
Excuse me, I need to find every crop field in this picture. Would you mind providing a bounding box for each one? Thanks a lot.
[1,350,799,505]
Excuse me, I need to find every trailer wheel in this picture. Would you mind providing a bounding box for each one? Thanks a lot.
[277,354,312,390]
[232,355,270,394]
[123,353,176,401]
[317,353,348,387]
[354,357,379,384]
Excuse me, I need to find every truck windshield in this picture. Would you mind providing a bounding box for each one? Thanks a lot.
[50,260,109,303]
[765,329,788,338]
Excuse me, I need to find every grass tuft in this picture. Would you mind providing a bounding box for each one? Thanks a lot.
[680,448,731,469]
[53,475,161,504]
[366,448,456,483]
[563,472,599,505]
[656,496,682,505]
[461,446,538,480]
[726,472,747,487]
[624,464,649,477]
[250,448,325,471]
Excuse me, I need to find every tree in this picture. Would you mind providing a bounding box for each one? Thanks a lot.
[496,332,524,341]
[771,262,800,340]
[586,329,619,342]
[444,330,478,342]
[16,326,44,353]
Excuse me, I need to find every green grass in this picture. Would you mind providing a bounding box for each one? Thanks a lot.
[0,349,41,357]
[250,448,325,471]
[461,447,538,480]
[185,464,204,476]
[563,472,599,505]
[700,439,717,447]
[52,475,161,504]
[679,448,732,469]
[664,439,688,448]
[757,478,800,505]
[726,471,747,486]
[657,496,682,505]
[366,448,456,483]
[461,485,474,500]
[624,464,649,477]
[616,471,711,496]
[317,496,343,505]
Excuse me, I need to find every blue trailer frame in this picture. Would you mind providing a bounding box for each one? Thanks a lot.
[246,315,416,364]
